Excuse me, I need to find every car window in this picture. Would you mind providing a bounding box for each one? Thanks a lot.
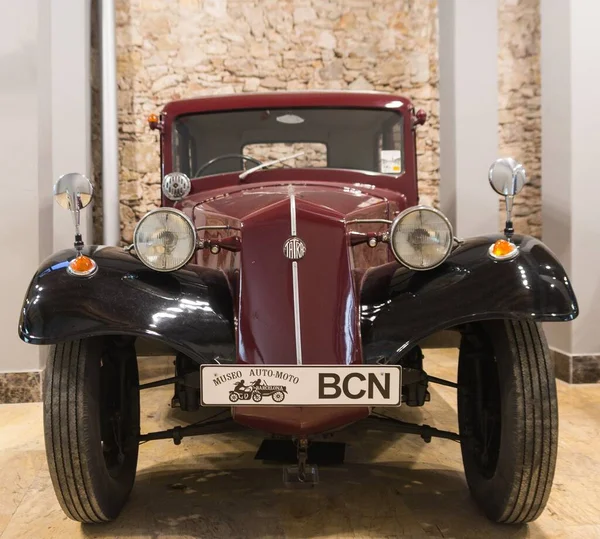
[377,121,403,174]
[172,108,404,178]
[243,142,328,168]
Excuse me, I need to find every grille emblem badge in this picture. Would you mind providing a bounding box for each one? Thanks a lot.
[283,237,306,260]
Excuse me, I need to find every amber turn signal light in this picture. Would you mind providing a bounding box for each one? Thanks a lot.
[148,113,160,130]
[67,255,98,276]
[488,239,519,261]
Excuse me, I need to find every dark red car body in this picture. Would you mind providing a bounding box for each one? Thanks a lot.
[163,92,417,435]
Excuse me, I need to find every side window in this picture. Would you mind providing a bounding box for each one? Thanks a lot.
[173,123,196,176]
[376,117,403,174]
[172,125,183,173]
[243,142,327,168]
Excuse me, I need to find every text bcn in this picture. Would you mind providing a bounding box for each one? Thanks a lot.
[318,372,391,399]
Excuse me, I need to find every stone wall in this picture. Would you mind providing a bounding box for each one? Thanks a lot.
[105,0,540,243]
[498,0,541,238]
[113,0,439,243]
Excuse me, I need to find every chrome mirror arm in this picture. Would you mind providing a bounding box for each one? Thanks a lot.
[70,193,84,252]
[504,194,515,239]
[53,173,94,254]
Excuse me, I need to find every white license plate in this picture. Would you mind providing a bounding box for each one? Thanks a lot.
[200,365,402,406]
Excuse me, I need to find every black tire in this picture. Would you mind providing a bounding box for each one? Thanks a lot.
[44,338,140,523]
[458,320,558,523]
[252,391,262,402]
[229,392,239,402]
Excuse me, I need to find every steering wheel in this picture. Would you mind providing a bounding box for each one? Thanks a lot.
[193,154,262,178]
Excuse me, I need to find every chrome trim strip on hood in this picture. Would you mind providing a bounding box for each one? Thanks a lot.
[289,191,303,365]
[292,260,302,365]
[290,192,297,235]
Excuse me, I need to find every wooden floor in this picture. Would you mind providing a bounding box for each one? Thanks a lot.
[1,349,600,538]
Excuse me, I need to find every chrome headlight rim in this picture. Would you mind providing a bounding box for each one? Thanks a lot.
[133,207,197,272]
[389,205,454,271]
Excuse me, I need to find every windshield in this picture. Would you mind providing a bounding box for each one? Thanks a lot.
[172,108,404,178]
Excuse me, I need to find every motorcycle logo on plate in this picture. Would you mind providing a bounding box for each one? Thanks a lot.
[283,237,306,260]
[228,379,287,403]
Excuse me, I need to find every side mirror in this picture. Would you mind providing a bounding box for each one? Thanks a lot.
[488,158,527,239]
[53,172,93,255]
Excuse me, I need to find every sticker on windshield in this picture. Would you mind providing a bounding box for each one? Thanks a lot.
[380,150,402,173]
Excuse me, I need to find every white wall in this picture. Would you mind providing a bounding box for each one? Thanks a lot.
[542,0,600,356]
[439,0,499,237]
[50,0,92,253]
[569,1,600,356]
[0,1,91,373]
[0,1,43,372]
[540,0,572,353]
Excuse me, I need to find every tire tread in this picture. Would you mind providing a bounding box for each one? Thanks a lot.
[43,338,139,523]
[458,319,558,524]
[504,320,557,523]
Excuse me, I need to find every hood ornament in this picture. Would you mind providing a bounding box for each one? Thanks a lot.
[283,237,306,260]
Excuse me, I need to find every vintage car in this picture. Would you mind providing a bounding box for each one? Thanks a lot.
[18,91,578,525]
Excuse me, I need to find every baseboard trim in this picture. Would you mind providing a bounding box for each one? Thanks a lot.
[551,349,600,384]
[0,356,173,404]
[0,371,42,403]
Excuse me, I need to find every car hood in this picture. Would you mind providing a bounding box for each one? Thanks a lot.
[186,183,394,367]
[189,182,391,222]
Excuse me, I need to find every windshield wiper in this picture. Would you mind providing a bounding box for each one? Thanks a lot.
[239,152,305,180]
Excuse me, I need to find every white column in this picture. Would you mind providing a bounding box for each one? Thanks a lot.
[438,0,499,237]
[50,0,93,254]
[542,0,600,380]
[0,0,42,372]
[101,0,121,246]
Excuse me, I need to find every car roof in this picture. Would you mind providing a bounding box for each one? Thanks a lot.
[161,91,412,117]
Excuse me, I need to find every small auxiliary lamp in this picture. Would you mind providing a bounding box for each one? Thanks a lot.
[53,173,97,276]
[414,109,427,126]
[148,113,161,130]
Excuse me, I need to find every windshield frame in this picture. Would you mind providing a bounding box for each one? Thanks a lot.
[169,106,406,179]
[160,93,417,202]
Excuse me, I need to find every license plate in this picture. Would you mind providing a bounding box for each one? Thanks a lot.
[200,365,402,406]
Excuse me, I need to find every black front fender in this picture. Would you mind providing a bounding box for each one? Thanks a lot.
[18,246,236,363]
[360,234,578,362]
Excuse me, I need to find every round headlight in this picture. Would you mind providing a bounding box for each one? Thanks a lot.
[133,208,196,272]
[389,206,453,271]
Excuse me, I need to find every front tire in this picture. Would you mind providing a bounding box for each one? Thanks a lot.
[44,338,140,523]
[458,320,558,524]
